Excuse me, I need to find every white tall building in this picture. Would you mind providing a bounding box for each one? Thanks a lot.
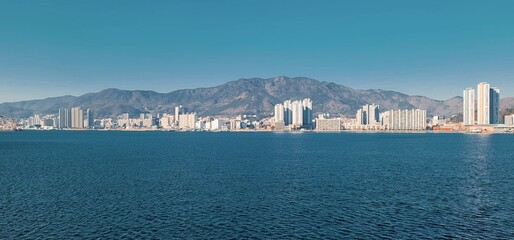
[356,109,363,126]
[477,82,490,125]
[274,98,313,128]
[291,100,304,127]
[474,82,500,125]
[71,107,84,129]
[463,88,475,125]
[274,103,284,123]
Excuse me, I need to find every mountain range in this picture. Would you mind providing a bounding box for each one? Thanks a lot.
[1,76,513,118]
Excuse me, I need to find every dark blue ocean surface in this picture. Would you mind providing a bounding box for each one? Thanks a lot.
[1,131,513,239]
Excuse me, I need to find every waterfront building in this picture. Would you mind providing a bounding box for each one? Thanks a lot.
[86,108,94,129]
[384,109,426,130]
[472,82,501,125]
[208,118,222,131]
[291,100,304,128]
[477,82,490,125]
[117,113,130,128]
[66,108,71,128]
[274,103,284,124]
[356,109,363,126]
[274,98,313,128]
[174,105,187,126]
[159,114,174,129]
[379,111,389,126]
[356,104,380,125]
[30,114,41,127]
[283,100,292,126]
[505,114,514,125]
[59,107,68,129]
[138,113,153,127]
[71,107,84,129]
[463,88,475,125]
[490,87,500,124]
[316,118,341,131]
[302,98,313,127]
[179,113,196,130]
[28,116,36,127]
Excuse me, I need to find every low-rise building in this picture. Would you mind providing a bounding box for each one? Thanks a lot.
[316,118,341,131]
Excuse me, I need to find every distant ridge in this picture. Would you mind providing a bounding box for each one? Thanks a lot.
[1,76,513,118]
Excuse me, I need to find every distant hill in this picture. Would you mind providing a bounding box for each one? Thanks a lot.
[501,97,514,110]
[1,76,513,118]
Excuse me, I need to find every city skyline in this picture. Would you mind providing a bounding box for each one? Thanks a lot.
[2,1,514,103]
[6,89,513,133]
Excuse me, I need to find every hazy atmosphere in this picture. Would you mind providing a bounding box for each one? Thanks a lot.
[1,0,514,103]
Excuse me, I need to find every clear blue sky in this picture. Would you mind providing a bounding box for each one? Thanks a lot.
[1,0,514,103]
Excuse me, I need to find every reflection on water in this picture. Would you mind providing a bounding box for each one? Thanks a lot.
[462,134,498,229]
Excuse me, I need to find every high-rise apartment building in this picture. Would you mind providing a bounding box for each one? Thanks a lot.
[302,98,313,127]
[490,87,500,124]
[356,109,363,126]
[291,100,304,127]
[356,104,380,125]
[86,108,94,129]
[469,82,500,125]
[59,107,67,129]
[274,99,313,128]
[66,108,72,128]
[71,107,84,129]
[274,103,284,123]
[463,88,475,125]
[283,100,292,126]
[477,82,490,125]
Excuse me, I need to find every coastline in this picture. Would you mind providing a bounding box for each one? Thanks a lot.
[4,128,513,134]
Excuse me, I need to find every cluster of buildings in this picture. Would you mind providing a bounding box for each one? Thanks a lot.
[10,99,429,132]
[463,82,501,125]
[19,107,94,130]
[14,104,279,131]
[273,98,313,130]
[58,107,95,129]
[271,100,427,132]
[338,104,426,131]
[0,116,16,131]
[461,82,514,133]
[20,107,95,130]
